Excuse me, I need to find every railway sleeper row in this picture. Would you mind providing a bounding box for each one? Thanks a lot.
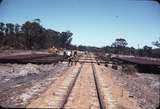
[26,56,114,108]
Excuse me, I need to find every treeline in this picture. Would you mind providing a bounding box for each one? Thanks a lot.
[75,38,160,58]
[0,19,73,49]
[104,38,160,58]
[0,19,160,58]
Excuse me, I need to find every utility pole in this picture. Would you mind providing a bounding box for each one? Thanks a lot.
[137,44,140,57]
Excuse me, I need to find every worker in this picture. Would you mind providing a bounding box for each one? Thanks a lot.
[63,50,67,57]
[67,50,73,66]
[73,50,77,57]
[73,50,78,65]
[67,50,71,57]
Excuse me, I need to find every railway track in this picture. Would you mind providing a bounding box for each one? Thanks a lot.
[1,53,157,108]
[27,55,107,108]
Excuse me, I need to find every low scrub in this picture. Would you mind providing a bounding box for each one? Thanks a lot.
[112,64,118,70]
[122,64,137,75]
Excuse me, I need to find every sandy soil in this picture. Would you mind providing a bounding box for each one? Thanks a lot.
[95,64,160,109]
[0,62,68,108]
[94,64,142,109]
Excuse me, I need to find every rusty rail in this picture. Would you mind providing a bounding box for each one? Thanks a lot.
[92,63,106,109]
[60,63,84,108]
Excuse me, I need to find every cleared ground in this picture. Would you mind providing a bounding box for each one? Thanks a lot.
[0,63,68,108]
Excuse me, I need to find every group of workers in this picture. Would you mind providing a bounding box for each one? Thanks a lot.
[64,50,78,66]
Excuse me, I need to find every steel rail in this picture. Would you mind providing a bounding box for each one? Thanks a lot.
[60,63,84,108]
[92,63,106,109]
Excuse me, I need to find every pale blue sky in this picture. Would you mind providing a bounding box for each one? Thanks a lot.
[0,0,160,48]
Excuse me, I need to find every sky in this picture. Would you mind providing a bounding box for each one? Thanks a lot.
[0,0,160,48]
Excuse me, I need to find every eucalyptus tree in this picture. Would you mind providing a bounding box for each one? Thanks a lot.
[152,37,160,48]
[111,38,128,54]
[0,22,5,46]
[58,31,73,48]
[0,22,5,34]
[6,23,15,35]
[21,21,43,49]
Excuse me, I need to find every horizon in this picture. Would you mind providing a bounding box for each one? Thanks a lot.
[0,0,160,48]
